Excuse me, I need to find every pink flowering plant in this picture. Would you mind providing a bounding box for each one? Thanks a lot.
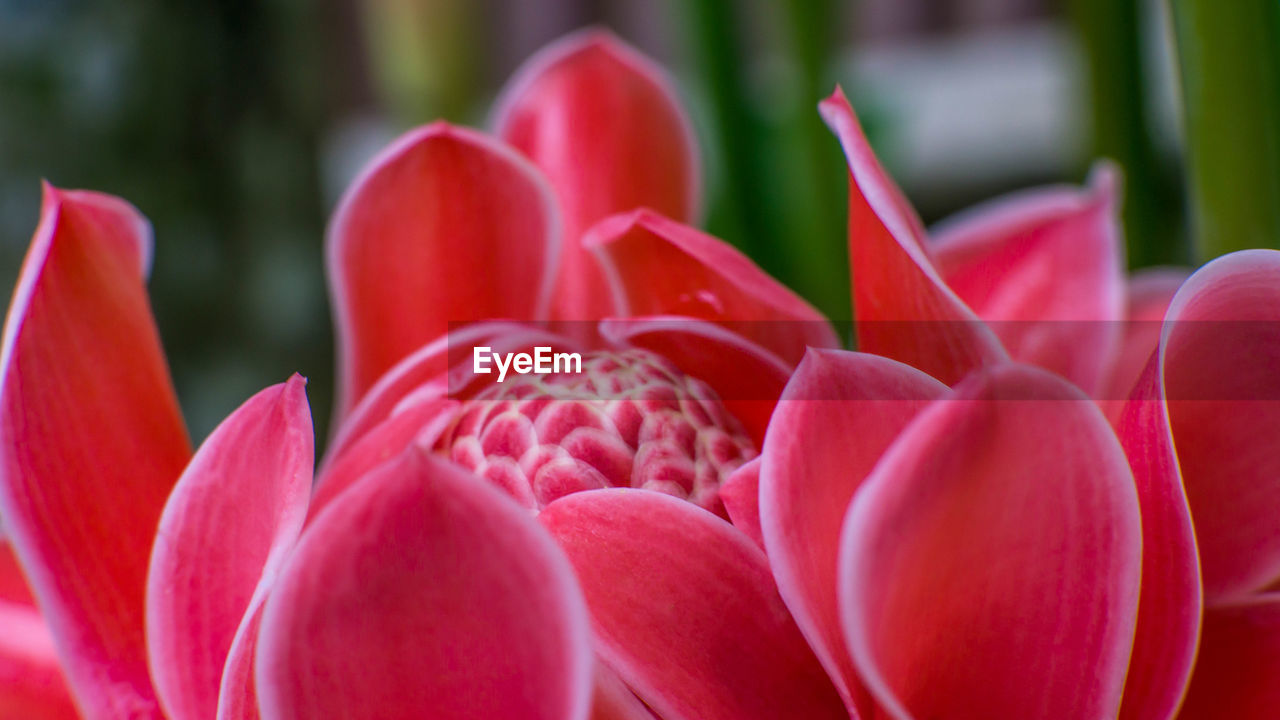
[2,29,1279,720]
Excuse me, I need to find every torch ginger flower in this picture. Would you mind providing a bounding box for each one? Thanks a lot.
[1,27,1279,720]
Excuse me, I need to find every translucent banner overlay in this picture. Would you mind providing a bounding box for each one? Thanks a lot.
[441,320,1280,401]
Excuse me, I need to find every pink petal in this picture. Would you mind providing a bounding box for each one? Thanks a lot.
[327,124,560,418]
[1102,267,1189,410]
[719,457,763,548]
[1178,594,1280,719]
[214,602,262,720]
[760,349,947,714]
[930,164,1125,395]
[493,29,700,321]
[1113,358,1201,720]
[838,363,1142,720]
[323,322,578,466]
[0,185,191,717]
[819,88,1007,384]
[540,489,847,720]
[255,449,593,720]
[0,601,78,719]
[309,397,457,522]
[589,661,655,720]
[599,316,792,446]
[0,541,33,606]
[145,376,312,720]
[1159,250,1280,600]
[587,210,839,365]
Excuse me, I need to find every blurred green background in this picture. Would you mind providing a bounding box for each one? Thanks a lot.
[1,0,1272,442]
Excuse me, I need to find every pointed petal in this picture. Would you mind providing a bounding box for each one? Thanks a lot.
[255,450,593,720]
[1113,359,1201,720]
[719,457,763,548]
[309,397,457,522]
[599,316,791,446]
[930,165,1125,394]
[1159,250,1280,600]
[838,364,1142,720]
[760,349,947,713]
[214,602,262,720]
[323,322,578,467]
[587,210,839,364]
[541,489,847,720]
[1103,267,1189,408]
[0,601,78,719]
[145,376,312,720]
[493,29,700,320]
[819,88,1007,384]
[328,124,561,418]
[0,185,190,717]
[1178,594,1280,719]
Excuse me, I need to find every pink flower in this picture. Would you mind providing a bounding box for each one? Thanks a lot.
[0,187,594,720]
[1,27,1277,720]
[714,90,1280,719]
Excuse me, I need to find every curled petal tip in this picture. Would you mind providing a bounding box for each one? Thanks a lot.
[1088,159,1123,204]
[1,185,186,714]
[580,208,651,249]
[821,86,1005,383]
[38,179,59,209]
[146,379,313,720]
[587,212,837,364]
[819,84,850,109]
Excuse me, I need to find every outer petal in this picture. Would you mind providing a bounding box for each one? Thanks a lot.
[146,376,313,720]
[0,185,191,717]
[838,364,1142,720]
[718,457,763,548]
[255,449,592,720]
[0,600,78,719]
[493,29,700,321]
[541,489,847,720]
[1102,267,1189,409]
[819,88,1007,384]
[930,165,1124,395]
[760,349,947,714]
[1178,594,1280,719]
[1159,250,1280,600]
[599,316,791,446]
[587,210,839,364]
[327,123,561,418]
[1114,359,1201,720]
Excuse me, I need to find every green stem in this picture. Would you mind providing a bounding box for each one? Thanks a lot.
[1071,0,1185,266]
[779,0,850,321]
[1170,0,1280,260]
[678,0,780,273]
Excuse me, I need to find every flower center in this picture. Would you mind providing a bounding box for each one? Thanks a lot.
[438,348,757,512]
